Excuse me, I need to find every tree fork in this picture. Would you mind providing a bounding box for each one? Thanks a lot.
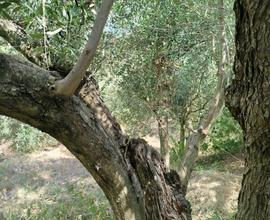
[55,0,114,96]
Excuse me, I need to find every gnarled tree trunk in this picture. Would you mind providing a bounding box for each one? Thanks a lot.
[226,1,270,219]
[0,54,191,220]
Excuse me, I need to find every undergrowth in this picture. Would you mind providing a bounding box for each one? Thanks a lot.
[0,116,57,153]
[3,184,113,220]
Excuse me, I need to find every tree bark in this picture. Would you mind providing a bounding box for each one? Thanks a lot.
[177,0,226,194]
[0,18,43,66]
[157,115,170,167]
[178,113,187,151]
[226,1,270,219]
[0,53,191,220]
[179,118,186,145]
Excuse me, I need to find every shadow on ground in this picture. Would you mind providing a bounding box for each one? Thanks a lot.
[0,142,243,220]
[0,143,110,219]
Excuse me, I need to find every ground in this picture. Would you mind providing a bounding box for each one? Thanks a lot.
[0,141,243,220]
[187,153,244,220]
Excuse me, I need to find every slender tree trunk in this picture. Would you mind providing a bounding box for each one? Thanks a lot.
[177,0,226,194]
[226,1,270,219]
[0,54,191,220]
[157,115,170,167]
[179,117,186,145]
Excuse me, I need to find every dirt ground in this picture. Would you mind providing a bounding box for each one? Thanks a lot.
[0,141,243,220]
[187,170,242,220]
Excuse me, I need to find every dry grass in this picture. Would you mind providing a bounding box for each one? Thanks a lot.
[0,142,243,220]
[187,170,241,220]
[0,143,111,219]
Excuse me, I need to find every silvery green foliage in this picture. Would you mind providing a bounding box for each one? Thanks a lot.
[97,0,235,137]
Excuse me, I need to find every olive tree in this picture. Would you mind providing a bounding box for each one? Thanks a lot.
[0,0,191,219]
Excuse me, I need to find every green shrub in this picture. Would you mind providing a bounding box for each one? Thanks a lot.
[170,139,185,167]
[207,108,243,154]
[0,116,57,153]
[208,212,236,220]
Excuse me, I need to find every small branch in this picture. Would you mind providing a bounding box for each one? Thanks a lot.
[0,18,71,71]
[55,0,114,96]
[0,18,44,66]
[42,0,50,67]
[186,121,197,134]
[186,95,210,116]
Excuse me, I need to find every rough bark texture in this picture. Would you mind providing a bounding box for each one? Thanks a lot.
[226,1,270,219]
[0,18,43,66]
[178,0,226,194]
[0,53,191,220]
[179,117,186,144]
[157,115,170,167]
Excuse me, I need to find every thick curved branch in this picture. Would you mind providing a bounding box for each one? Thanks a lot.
[0,18,43,66]
[0,53,140,219]
[55,0,114,96]
[0,53,191,220]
